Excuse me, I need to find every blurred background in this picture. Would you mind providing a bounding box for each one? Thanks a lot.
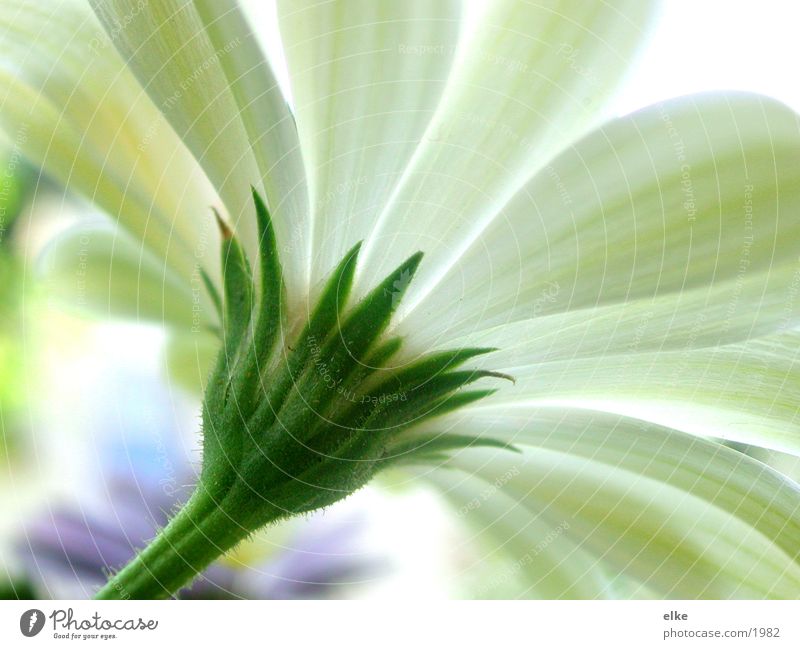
[2,0,800,599]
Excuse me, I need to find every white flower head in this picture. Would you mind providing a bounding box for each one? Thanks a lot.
[4,0,800,599]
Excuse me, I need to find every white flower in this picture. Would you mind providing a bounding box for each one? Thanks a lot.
[3,0,800,598]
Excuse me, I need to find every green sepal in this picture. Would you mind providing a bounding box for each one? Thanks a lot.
[230,189,286,411]
[420,388,500,421]
[256,251,425,449]
[200,267,223,322]
[97,189,515,600]
[385,432,520,466]
[333,250,423,361]
[361,346,498,399]
[244,240,363,433]
[359,369,507,431]
[360,336,403,373]
[250,187,283,359]
[215,209,254,364]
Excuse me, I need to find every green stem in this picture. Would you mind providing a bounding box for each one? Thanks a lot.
[94,490,250,600]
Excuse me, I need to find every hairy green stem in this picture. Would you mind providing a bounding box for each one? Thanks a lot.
[93,191,508,599]
[94,490,258,600]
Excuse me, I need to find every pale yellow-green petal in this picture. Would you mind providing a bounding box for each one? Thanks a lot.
[0,0,217,287]
[164,327,218,394]
[359,0,659,310]
[277,0,462,294]
[434,273,800,368]
[429,420,800,597]
[462,331,800,454]
[37,221,202,328]
[403,92,800,347]
[424,468,614,598]
[90,0,309,303]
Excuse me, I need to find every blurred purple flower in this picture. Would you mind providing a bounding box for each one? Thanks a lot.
[16,489,382,599]
[14,367,386,599]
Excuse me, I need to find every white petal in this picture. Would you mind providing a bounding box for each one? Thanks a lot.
[425,413,800,597]
[359,0,658,308]
[424,469,614,598]
[90,0,309,300]
[37,221,208,329]
[277,0,461,289]
[436,273,800,367]
[191,0,311,294]
[403,93,800,345]
[0,0,217,286]
[463,331,800,455]
[165,328,218,394]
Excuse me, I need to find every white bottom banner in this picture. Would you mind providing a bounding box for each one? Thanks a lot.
[0,600,796,647]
